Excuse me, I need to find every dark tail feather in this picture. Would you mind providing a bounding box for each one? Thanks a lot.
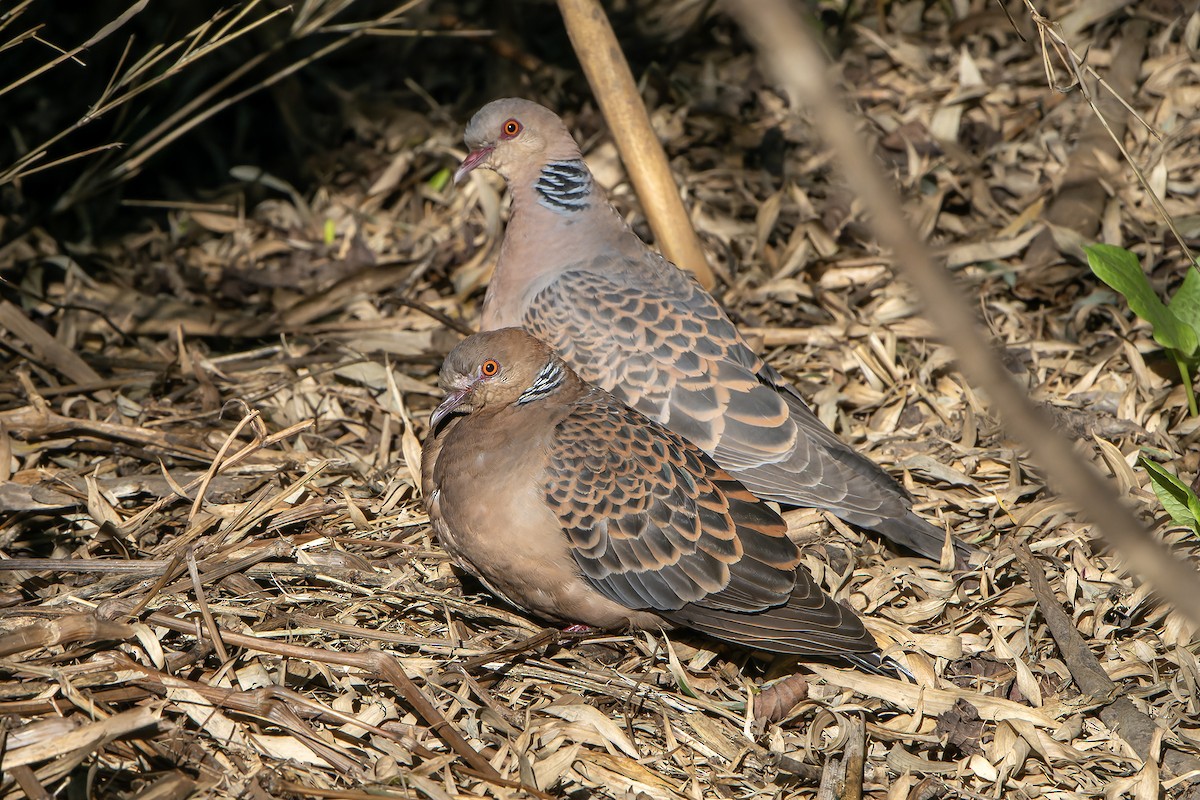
[665,591,879,661]
[869,510,976,568]
[841,652,914,679]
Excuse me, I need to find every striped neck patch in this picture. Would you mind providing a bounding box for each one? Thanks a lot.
[517,358,566,405]
[535,159,592,212]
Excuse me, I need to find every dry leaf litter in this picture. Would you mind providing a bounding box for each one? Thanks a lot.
[2,1,1199,798]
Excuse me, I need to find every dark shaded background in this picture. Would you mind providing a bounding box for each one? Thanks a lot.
[0,0,784,251]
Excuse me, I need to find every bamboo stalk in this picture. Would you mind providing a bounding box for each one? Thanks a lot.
[556,0,716,289]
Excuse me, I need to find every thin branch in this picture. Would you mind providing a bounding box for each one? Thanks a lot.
[1020,0,1195,270]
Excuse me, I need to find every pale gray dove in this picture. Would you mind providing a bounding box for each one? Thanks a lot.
[423,328,895,673]
[454,97,971,565]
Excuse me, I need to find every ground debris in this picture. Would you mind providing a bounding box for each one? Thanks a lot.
[2,0,1200,797]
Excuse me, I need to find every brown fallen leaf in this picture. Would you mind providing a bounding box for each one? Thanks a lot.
[754,673,809,729]
[934,697,984,758]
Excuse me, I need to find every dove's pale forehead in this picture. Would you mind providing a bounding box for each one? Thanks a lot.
[464,98,569,146]
[441,328,551,379]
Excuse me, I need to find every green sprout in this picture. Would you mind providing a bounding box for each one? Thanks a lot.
[1085,243,1200,416]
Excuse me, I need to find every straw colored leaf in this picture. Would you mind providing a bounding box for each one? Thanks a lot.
[541,703,640,759]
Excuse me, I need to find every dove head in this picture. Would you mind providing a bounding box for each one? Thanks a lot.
[455,98,583,184]
[430,328,574,427]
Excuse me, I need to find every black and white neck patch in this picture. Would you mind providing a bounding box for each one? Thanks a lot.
[517,358,566,405]
[535,160,592,212]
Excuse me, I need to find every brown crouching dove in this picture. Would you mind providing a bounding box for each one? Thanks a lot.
[422,328,897,674]
[454,98,971,565]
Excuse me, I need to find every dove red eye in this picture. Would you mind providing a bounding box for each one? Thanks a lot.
[480,359,500,377]
[500,119,522,139]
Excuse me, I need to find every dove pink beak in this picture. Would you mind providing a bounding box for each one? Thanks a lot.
[430,387,471,428]
[454,145,494,184]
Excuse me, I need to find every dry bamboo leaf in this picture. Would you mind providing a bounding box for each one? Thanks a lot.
[991,720,1031,782]
[989,624,1043,708]
[368,150,414,198]
[385,363,424,491]
[247,733,338,769]
[808,666,1060,728]
[942,226,1041,269]
[684,713,743,762]
[164,684,253,752]
[1092,434,1138,495]
[755,190,783,257]
[573,755,686,800]
[901,455,980,489]
[533,742,582,791]
[451,176,503,298]
[0,423,12,483]
[541,703,640,759]
[85,472,123,528]
[0,300,106,390]
[131,622,166,670]
[189,211,242,233]
[967,752,998,782]
[4,706,160,769]
[1133,758,1161,800]
[1059,0,1137,40]
[884,744,959,775]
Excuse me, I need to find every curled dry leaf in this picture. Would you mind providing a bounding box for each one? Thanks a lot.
[753,673,809,728]
[934,697,984,757]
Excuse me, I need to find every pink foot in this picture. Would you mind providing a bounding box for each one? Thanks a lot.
[562,624,593,634]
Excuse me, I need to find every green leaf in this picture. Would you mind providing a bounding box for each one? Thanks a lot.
[1086,243,1198,356]
[1189,488,1200,530]
[1168,264,1200,347]
[428,167,451,192]
[1172,351,1199,417]
[1139,455,1200,532]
